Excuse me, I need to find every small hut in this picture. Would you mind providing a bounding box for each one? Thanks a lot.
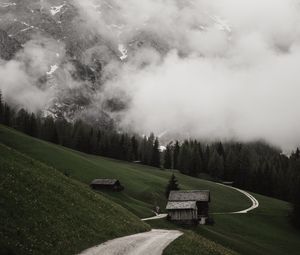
[166,190,210,224]
[90,179,124,191]
[166,201,198,224]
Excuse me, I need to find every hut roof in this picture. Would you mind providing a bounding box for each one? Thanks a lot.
[168,190,210,202]
[166,201,197,210]
[90,179,119,185]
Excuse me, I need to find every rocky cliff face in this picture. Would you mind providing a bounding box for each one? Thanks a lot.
[0,29,21,60]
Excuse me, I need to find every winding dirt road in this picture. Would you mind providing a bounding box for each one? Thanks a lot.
[213,183,259,214]
[79,229,183,255]
[142,183,260,220]
[141,213,168,221]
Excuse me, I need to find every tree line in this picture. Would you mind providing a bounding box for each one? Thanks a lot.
[0,90,299,228]
[0,91,161,168]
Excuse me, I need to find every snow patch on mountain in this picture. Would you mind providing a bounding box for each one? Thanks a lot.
[0,2,16,8]
[47,65,58,75]
[118,44,128,60]
[159,145,167,152]
[50,4,66,16]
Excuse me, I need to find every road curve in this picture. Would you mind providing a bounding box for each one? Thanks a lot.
[141,213,168,221]
[78,229,183,255]
[214,183,259,214]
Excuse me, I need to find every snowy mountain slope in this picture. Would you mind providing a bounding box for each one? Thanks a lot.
[0,0,232,125]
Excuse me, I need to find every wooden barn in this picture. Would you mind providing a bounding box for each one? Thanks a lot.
[166,190,210,224]
[90,179,124,191]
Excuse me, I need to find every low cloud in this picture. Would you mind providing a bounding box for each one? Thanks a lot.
[0,36,65,112]
[2,0,300,151]
[77,0,300,150]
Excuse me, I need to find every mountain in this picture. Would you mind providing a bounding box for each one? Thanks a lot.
[0,0,232,125]
[0,29,21,60]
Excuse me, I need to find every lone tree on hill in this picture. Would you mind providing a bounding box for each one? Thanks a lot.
[165,174,180,198]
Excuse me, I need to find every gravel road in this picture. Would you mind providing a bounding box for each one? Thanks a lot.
[79,229,183,255]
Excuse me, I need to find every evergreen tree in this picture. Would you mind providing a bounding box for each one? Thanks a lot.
[0,90,3,123]
[164,144,172,169]
[42,116,58,144]
[29,113,38,137]
[177,141,191,174]
[292,175,300,228]
[139,136,148,164]
[224,149,238,181]
[173,141,180,170]
[131,136,138,161]
[208,150,224,179]
[151,137,160,167]
[203,145,210,173]
[165,174,180,198]
[190,145,202,176]
[217,142,225,158]
[147,133,155,165]
[235,146,251,188]
[3,103,11,126]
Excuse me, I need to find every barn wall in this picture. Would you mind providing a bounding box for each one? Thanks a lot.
[169,209,198,220]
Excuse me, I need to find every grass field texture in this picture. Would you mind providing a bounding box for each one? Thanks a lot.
[1,124,300,255]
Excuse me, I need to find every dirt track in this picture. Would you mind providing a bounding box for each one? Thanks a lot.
[79,229,183,255]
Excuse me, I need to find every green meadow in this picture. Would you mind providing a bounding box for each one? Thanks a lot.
[1,124,300,255]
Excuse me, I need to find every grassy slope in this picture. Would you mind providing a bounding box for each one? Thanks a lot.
[0,125,249,218]
[1,125,300,255]
[148,219,238,255]
[197,193,300,255]
[0,143,149,255]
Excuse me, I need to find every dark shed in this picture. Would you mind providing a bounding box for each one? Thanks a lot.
[90,179,124,191]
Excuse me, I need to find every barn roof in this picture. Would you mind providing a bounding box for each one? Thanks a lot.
[168,190,210,202]
[90,179,119,185]
[166,201,197,210]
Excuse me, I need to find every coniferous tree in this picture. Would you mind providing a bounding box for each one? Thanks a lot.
[147,133,155,165]
[217,142,225,158]
[131,136,138,161]
[173,141,180,170]
[208,150,224,179]
[3,104,11,126]
[29,113,38,137]
[190,145,202,176]
[151,137,160,167]
[165,174,180,198]
[203,145,210,173]
[292,175,300,228]
[224,149,238,181]
[164,144,173,169]
[139,136,148,164]
[41,116,58,144]
[235,146,251,188]
[0,90,3,123]
[177,141,191,174]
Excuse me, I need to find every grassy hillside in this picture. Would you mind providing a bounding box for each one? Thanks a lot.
[0,125,250,217]
[197,193,300,255]
[1,124,300,255]
[148,219,239,255]
[0,143,149,255]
